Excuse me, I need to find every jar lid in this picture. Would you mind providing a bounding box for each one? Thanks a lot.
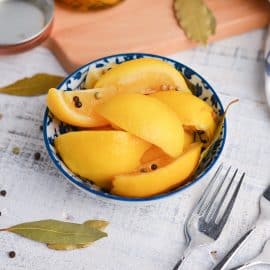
[0,0,54,54]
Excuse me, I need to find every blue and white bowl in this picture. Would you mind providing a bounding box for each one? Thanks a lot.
[43,53,226,202]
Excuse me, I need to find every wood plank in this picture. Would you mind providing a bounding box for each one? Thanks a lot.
[45,0,270,72]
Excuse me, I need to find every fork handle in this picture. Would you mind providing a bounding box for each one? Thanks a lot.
[228,261,260,270]
[172,244,194,270]
[172,258,184,270]
[212,228,254,270]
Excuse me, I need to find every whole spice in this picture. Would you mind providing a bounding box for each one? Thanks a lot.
[8,251,16,258]
[0,190,7,197]
[47,220,109,251]
[197,131,208,144]
[34,152,41,161]
[174,0,216,44]
[73,96,80,103]
[151,164,158,170]
[0,74,64,96]
[12,147,20,155]
[0,219,108,250]
[199,99,239,164]
[39,125,43,131]
[75,101,82,108]
[73,96,82,108]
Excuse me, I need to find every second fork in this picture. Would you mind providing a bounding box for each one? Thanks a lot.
[173,164,245,270]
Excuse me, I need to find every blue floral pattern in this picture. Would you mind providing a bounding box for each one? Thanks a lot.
[43,53,226,202]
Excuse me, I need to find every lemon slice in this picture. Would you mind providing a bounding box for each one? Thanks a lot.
[95,58,191,93]
[96,92,185,158]
[112,143,202,198]
[47,88,116,127]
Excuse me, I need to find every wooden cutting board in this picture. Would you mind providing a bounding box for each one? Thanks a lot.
[45,0,270,72]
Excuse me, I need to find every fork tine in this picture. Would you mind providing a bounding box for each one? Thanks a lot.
[263,185,270,201]
[208,168,238,223]
[197,164,223,215]
[202,166,232,218]
[217,172,245,230]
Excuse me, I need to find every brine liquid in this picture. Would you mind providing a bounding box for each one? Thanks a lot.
[0,0,45,44]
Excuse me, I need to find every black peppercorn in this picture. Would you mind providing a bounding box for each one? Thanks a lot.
[151,164,158,170]
[8,251,16,258]
[0,190,7,197]
[73,96,80,103]
[75,101,82,108]
[34,152,41,160]
[39,125,43,131]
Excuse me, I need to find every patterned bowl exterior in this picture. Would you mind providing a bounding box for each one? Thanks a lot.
[43,53,226,202]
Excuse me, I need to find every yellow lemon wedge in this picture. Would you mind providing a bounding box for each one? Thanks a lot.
[152,91,217,140]
[112,142,202,198]
[54,130,151,189]
[96,93,185,158]
[47,88,118,127]
[140,130,194,164]
[94,58,191,93]
[58,0,122,10]
[85,62,116,88]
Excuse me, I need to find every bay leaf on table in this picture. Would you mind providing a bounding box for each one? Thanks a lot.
[47,220,109,251]
[199,99,239,164]
[4,219,107,245]
[83,220,109,230]
[0,73,64,96]
[174,0,216,44]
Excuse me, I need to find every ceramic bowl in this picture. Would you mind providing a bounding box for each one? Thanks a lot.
[43,53,226,202]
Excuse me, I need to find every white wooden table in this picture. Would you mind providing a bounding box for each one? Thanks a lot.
[0,29,270,270]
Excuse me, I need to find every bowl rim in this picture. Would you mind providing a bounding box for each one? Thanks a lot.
[43,52,227,202]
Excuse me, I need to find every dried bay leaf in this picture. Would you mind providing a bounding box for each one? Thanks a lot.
[47,220,109,251]
[3,219,107,245]
[47,242,91,251]
[174,0,216,44]
[0,74,64,96]
[83,220,109,230]
[199,99,239,164]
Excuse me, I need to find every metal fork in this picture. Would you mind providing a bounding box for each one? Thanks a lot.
[212,184,270,270]
[173,164,245,270]
[229,239,270,270]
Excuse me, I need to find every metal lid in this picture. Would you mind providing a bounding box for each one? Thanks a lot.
[0,0,54,54]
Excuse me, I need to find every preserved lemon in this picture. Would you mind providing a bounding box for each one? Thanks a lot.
[57,0,123,10]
